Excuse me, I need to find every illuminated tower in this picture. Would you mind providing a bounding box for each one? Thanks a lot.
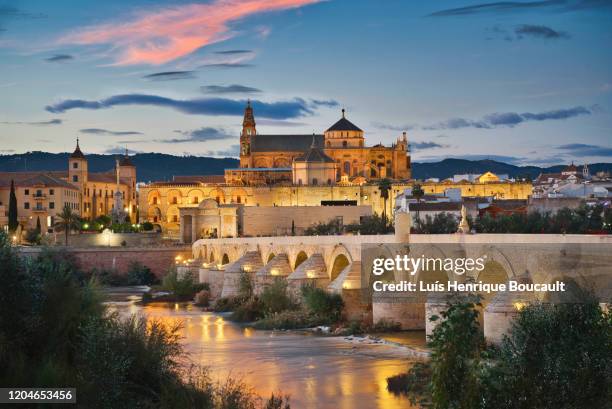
[240,100,256,168]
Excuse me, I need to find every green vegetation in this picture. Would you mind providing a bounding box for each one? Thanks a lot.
[8,179,18,232]
[222,279,345,330]
[412,212,459,234]
[126,261,158,286]
[0,231,289,408]
[474,204,612,234]
[161,269,206,301]
[304,214,394,236]
[387,290,612,409]
[377,178,392,223]
[411,204,612,234]
[54,204,81,245]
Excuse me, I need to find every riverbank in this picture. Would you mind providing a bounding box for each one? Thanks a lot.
[104,286,423,409]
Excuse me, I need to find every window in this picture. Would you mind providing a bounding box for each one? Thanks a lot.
[49,189,54,195]
[24,202,30,209]
[236,196,241,204]
[192,197,199,204]
[172,197,177,204]
[342,141,348,148]
[49,202,55,209]
[25,189,29,195]
[72,175,78,182]
[73,162,78,169]
[36,189,42,197]
[152,197,158,205]
[312,178,318,185]
[173,215,178,222]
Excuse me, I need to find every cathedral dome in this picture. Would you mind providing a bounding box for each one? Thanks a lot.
[326,109,362,132]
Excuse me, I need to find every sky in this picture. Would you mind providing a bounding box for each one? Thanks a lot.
[0,0,611,166]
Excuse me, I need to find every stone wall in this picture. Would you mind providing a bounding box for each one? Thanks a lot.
[241,205,372,236]
[19,246,192,277]
[53,231,165,247]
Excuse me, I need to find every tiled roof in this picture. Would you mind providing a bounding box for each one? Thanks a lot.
[0,172,76,189]
[294,142,335,163]
[251,134,324,152]
[326,116,362,132]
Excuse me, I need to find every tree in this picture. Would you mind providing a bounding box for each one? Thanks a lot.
[35,216,41,235]
[54,204,81,246]
[377,178,392,223]
[411,183,425,221]
[8,180,18,232]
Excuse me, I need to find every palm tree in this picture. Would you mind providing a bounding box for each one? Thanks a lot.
[377,178,392,224]
[54,204,81,246]
[411,183,425,222]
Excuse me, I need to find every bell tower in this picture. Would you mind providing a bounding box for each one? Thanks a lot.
[240,100,256,168]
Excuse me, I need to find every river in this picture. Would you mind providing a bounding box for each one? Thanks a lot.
[105,287,426,409]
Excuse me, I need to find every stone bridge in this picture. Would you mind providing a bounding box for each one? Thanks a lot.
[187,233,612,343]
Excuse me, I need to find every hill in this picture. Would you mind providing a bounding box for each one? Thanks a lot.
[0,151,610,182]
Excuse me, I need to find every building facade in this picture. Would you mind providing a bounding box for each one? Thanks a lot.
[235,102,411,184]
[0,140,138,233]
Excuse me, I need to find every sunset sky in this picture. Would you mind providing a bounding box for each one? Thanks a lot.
[0,0,611,165]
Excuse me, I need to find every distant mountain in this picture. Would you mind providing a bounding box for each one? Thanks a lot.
[0,151,610,183]
[0,151,238,183]
[411,158,612,181]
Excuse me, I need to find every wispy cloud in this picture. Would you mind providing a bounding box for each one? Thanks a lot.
[157,127,233,143]
[515,24,569,39]
[422,106,595,130]
[201,84,262,94]
[142,71,195,81]
[46,95,336,120]
[103,146,144,154]
[428,0,611,17]
[214,49,253,55]
[204,144,240,157]
[58,0,323,65]
[557,143,612,157]
[412,141,449,150]
[44,54,74,62]
[80,128,143,136]
[0,118,62,126]
[200,62,255,68]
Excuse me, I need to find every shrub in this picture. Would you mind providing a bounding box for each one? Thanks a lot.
[230,297,265,322]
[126,261,158,286]
[238,271,254,300]
[259,278,296,314]
[90,267,128,286]
[141,221,154,231]
[161,269,200,301]
[212,296,242,312]
[301,285,344,323]
[24,228,41,245]
[194,290,210,307]
[252,310,316,330]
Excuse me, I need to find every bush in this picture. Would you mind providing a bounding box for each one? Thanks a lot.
[194,290,210,307]
[24,228,41,245]
[301,285,344,324]
[252,310,317,330]
[126,261,158,286]
[161,269,200,301]
[260,278,296,314]
[212,296,242,312]
[230,297,265,322]
[90,267,129,286]
[141,221,154,231]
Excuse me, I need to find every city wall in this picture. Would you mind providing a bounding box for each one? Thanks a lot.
[19,246,192,277]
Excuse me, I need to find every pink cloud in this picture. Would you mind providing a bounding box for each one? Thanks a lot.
[59,0,323,66]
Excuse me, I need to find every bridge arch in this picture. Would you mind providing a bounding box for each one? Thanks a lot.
[221,253,230,265]
[293,250,308,270]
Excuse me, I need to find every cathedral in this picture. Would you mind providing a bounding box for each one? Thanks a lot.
[225,102,411,185]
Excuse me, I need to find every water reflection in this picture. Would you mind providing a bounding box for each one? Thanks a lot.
[106,289,423,409]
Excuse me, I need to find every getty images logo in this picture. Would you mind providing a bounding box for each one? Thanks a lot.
[371,254,487,276]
